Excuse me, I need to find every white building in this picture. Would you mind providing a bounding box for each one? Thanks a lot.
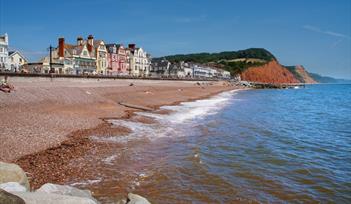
[169,62,185,78]
[192,64,212,78]
[9,51,28,72]
[150,58,171,77]
[181,62,193,78]
[128,44,150,77]
[220,69,231,79]
[0,33,9,71]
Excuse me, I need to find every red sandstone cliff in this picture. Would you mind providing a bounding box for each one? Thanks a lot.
[294,65,317,84]
[240,60,300,83]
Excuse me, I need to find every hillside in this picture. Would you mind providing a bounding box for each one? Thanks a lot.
[285,65,317,84]
[159,48,276,75]
[158,48,337,84]
[161,48,276,63]
[309,73,351,84]
[240,60,300,83]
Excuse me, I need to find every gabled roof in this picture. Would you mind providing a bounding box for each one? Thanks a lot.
[93,40,104,48]
[64,44,75,49]
[8,50,28,62]
[116,44,125,49]
[64,43,96,58]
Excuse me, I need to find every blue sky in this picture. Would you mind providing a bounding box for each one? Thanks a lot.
[0,0,350,79]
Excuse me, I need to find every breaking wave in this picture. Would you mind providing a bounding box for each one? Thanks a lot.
[91,90,239,143]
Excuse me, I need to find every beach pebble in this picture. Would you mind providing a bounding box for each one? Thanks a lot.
[0,162,30,191]
[0,182,27,192]
[127,193,151,204]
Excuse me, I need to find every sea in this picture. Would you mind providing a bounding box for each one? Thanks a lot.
[71,84,351,203]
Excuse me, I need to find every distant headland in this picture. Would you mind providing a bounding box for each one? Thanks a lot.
[156,48,350,84]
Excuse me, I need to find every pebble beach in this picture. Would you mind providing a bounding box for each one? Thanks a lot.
[0,77,238,192]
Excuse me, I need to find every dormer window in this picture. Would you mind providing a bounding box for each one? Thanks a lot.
[73,50,77,55]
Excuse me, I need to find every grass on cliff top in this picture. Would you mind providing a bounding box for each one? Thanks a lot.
[157,48,275,75]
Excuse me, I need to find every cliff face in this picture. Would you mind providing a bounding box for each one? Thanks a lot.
[294,65,317,83]
[240,60,300,83]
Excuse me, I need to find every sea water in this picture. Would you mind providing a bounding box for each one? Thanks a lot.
[75,84,351,203]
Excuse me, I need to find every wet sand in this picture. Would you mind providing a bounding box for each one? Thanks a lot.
[0,77,239,190]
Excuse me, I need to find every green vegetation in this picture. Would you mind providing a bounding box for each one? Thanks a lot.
[285,66,305,82]
[157,48,276,75]
[161,48,276,63]
[219,60,266,75]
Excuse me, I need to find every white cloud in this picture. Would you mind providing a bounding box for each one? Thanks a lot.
[303,25,350,39]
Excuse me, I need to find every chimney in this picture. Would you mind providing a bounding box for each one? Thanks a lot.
[77,36,83,46]
[58,37,65,58]
[128,44,136,50]
[87,35,94,52]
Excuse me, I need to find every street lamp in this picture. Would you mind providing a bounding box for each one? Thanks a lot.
[47,45,55,74]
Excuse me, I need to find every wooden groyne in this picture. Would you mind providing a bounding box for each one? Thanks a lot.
[118,102,155,111]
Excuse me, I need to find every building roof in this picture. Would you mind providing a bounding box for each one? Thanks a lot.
[93,40,104,48]
[8,50,28,62]
[63,42,96,58]
[105,43,117,48]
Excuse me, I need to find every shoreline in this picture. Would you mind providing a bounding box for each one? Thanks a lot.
[0,77,236,162]
[16,87,241,190]
[0,77,243,192]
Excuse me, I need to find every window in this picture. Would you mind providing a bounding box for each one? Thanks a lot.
[0,47,3,53]
[83,51,88,56]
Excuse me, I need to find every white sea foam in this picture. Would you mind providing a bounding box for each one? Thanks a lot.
[70,178,102,187]
[92,90,239,143]
[102,154,119,165]
[140,89,238,123]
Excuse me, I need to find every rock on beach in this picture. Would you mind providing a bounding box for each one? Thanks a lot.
[126,193,151,204]
[0,162,30,191]
[36,183,98,202]
[0,189,25,204]
[10,191,98,204]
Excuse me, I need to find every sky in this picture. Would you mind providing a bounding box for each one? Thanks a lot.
[0,0,350,79]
